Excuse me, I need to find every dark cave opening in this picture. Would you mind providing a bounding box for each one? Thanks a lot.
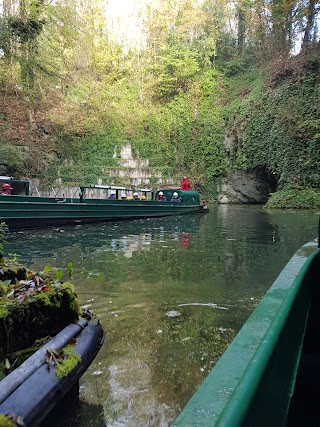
[254,166,278,194]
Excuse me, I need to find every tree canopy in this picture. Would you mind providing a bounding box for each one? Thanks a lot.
[0,0,319,197]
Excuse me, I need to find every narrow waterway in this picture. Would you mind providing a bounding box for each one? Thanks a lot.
[5,205,319,427]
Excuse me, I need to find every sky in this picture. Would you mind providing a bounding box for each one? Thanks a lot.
[105,0,151,48]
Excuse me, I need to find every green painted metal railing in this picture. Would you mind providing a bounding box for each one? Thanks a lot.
[173,242,320,427]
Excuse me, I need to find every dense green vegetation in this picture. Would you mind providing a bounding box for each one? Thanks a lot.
[0,0,319,206]
[266,189,320,209]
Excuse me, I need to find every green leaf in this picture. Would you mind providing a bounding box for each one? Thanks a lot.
[55,269,64,281]
[67,262,74,278]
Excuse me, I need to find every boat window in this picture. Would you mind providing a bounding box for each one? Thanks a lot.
[185,197,189,203]
[192,197,195,202]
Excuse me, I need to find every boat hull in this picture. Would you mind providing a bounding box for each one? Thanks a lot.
[173,241,320,427]
[0,196,206,229]
[0,319,104,427]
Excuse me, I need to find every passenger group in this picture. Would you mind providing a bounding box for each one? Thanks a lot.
[106,175,190,202]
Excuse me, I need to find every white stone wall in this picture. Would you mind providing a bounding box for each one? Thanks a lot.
[108,142,172,186]
[119,142,149,168]
[32,142,176,196]
[107,167,165,186]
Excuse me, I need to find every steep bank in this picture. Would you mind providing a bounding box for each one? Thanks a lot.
[219,54,320,205]
[1,54,319,205]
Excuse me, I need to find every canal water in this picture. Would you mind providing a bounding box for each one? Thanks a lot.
[5,205,319,427]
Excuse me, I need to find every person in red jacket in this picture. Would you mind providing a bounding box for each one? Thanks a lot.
[181,176,190,190]
[1,183,12,195]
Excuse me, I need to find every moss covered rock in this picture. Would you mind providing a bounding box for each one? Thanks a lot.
[0,267,80,365]
[0,414,16,427]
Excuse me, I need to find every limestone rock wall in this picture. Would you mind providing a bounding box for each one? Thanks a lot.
[218,119,274,203]
[217,171,273,204]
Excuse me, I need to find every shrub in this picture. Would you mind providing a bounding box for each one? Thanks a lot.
[265,189,320,209]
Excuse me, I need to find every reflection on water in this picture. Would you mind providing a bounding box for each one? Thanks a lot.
[5,206,319,426]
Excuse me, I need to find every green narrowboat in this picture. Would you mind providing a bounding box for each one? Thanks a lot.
[0,178,208,230]
[173,236,320,426]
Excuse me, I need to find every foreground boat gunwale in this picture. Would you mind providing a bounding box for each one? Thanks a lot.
[173,241,320,426]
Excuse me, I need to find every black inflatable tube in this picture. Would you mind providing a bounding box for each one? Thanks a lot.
[0,319,88,405]
[0,319,104,426]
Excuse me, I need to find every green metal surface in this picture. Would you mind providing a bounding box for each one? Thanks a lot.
[172,241,320,427]
[0,188,205,229]
[155,189,200,204]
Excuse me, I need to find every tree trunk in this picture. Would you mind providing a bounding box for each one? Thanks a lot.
[301,0,316,51]
[237,5,246,54]
[271,0,292,55]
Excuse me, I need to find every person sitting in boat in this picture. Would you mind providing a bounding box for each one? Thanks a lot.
[120,193,127,200]
[156,191,167,202]
[141,195,146,200]
[1,183,12,195]
[108,190,116,199]
[181,176,191,190]
[170,192,182,202]
[133,192,140,200]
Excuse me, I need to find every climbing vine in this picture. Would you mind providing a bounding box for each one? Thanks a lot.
[224,61,320,192]
[37,68,227,190]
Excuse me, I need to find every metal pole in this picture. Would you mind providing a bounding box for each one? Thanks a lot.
[51,187,57,197]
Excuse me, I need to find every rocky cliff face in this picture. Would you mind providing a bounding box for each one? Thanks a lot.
[217,170,273,204]
[218,122,274,204]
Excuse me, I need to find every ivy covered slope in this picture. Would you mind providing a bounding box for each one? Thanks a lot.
[223,55,320,209]
[39,68,226,190]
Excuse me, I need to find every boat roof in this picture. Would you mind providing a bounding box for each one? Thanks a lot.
[0,177,29,185]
